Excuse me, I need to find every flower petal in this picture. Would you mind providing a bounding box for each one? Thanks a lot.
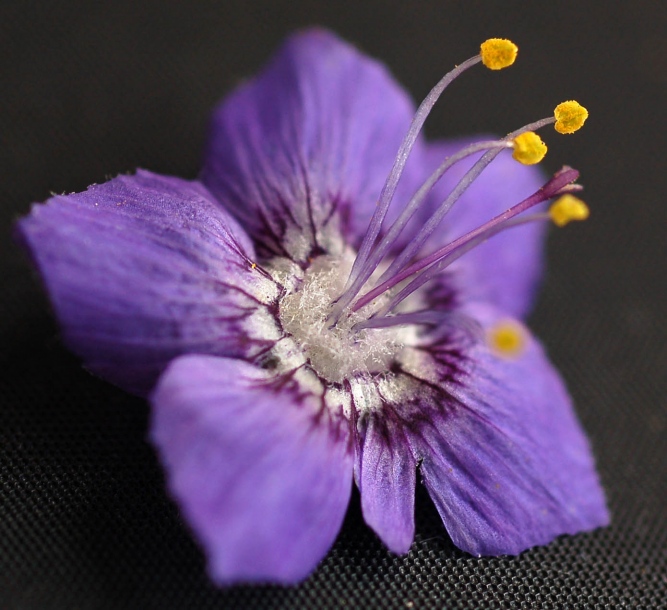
[201,28,418,262]
[16,171,274,396]
[421,139,548,318]
[356,413,416,554]
[150,355,353,584]
[410,302,608,556]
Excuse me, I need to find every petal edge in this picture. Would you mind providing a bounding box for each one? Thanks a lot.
[150,355,354,584]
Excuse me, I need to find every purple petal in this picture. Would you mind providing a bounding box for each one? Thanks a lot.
[357,413,416,554]
[16,171,270,396]
[412,302,608,556]
[150,355,353,584]
[421,139,548,318]
[201,28,420,262]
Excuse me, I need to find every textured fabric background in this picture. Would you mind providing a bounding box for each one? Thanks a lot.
[2,1,666,608]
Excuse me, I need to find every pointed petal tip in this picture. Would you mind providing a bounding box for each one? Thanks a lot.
[151,355,353,589]
[361,484,416,555]
[413,302,609,559]
[15,173,260,395]
[207,554,317,587]
[285,25,342,46]
[201,22,416,260]
[358,417,417,556]
[376,530,414,556]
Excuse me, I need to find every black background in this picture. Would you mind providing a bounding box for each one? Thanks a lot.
[2,1,666,608]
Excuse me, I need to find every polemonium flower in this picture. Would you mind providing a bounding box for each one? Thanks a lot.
[17,30,608,585]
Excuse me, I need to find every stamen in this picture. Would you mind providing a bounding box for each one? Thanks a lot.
[554,100,589,134]
[334,117,555,328]
[340,101,587,319]
[549,194,590,226]
[343,39,520,303]
[487,320,526,357]
[352,166,581,315]
[328,40,590,338]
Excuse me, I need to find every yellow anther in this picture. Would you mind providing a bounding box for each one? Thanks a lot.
[549,194,590,227]
[512,132,547,165]
[554,101,589,134]
[480,38,518,70]
[488,320,526,358]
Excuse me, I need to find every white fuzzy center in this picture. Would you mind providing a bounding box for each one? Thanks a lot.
[278,254,405,384]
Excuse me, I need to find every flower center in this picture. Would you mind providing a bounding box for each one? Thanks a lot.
[278,253,409,384]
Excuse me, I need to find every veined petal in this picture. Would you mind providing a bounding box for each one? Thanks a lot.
[421,139,547,318]
[16,171,273,396]
[201,28,419,262]
[410,302,608,556]
[357,413,416,554]
[150,355,353,585]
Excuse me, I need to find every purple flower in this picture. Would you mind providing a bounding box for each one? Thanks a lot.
[17,29,608,585]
